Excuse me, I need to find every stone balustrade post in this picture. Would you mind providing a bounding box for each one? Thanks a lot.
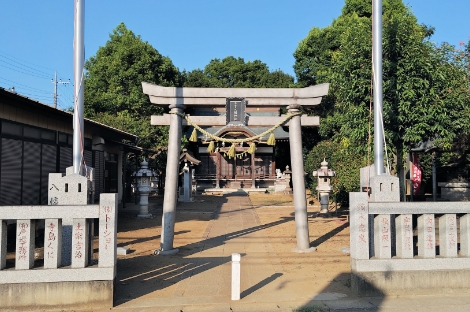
[374,215,391,259]
[396,214,413,258]
[439,214,458,257]
[418,214,436,258]
[15,220,35,270]
[349,192,369,260]
[71,218,89,268]
[44,219,62,269]
[460,214,470,257]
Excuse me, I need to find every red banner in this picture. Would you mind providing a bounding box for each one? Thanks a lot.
[412,154,422,196]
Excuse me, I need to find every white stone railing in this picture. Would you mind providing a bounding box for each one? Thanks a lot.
[350,192,470,272]
[0,193,117,284]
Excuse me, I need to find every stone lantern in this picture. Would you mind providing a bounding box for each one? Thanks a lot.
[312,159,336,214]
[132,159,158,218]
[284,165,292,194]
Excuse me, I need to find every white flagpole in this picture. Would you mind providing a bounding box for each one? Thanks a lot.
[373,0,385,175]
[73,0,85,174]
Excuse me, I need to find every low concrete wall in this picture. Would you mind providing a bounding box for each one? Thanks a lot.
[349,190,470,297]
[0,280,114,310]
[352,269,470,297]
[0,193,117,310]
[438,182,470,201]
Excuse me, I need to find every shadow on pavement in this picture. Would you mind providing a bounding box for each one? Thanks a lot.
[114,194,293,305]
[297,272,385,312]
[310,222,350,249]
[241,272,283,299]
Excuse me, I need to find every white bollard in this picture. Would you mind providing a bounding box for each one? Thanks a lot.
[231,253,241,300]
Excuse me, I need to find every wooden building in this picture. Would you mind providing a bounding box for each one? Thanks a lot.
[186,106,290,189]
[0,87,141,206]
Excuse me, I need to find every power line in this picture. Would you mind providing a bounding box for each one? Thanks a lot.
[60,80,75,104]
[0,50,55,73]
[0,54,52,77]
[16,91,52,101]
[0,61,51,79]
[0,76,50,94]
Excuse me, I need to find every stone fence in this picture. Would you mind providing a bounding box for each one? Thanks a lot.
[0,193,117,310]
[350,192,470,296]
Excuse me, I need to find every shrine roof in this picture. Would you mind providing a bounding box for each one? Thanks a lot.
[179,149,201,165]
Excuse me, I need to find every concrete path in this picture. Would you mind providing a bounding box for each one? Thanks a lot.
[113,194,470,312]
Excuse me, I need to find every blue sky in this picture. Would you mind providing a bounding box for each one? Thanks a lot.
[0,0,468,109]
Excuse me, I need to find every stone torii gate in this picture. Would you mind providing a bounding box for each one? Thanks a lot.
[142,82,329,255]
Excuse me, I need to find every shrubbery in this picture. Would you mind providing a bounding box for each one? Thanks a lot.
[304,140,369,205]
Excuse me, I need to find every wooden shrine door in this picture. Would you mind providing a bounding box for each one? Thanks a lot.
[236,155,252,179]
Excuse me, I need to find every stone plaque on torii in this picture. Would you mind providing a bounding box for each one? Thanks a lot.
[142,82,329,255]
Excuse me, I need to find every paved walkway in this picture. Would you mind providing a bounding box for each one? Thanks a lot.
[113,194,470,312]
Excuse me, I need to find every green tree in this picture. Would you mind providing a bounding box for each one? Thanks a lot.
[184,56,294,88]
[304,140,367,204]
[295,0,470,198]
[84,23,183,151]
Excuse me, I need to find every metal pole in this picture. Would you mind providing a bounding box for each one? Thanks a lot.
[53,71,58,108]
[432,152,437,202]
[73,0,85,174]
[288,105,315,252]
[373,0,384,175]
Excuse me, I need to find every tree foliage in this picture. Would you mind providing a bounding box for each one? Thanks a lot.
[84,23,183,151]
[183,56,294,88]
[304,140,368,204]
[295,0,470,197]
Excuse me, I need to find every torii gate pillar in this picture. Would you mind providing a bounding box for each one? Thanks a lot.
[289,104,315,252]
[158,104,184,255]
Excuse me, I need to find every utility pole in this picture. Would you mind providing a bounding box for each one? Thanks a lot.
[51,71,70,108]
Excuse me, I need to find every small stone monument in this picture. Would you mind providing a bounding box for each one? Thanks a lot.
[178,149,201,202]
[312,159,336,214]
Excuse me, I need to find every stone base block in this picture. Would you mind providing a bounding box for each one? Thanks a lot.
[292,246,316,253]
[0,280,114,310]
[351,269,470,297]
[230,181,241,189]
[117,246,130,255]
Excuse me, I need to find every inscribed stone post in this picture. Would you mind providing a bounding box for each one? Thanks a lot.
[71,218,89,268]
[16,219,35,270]
[99,193,117,268]
[418,214,436,258]
[374,215,391,259]
[439,214,458,257]
[369,174,399,258]
[349,192,369,260]
[0,220,6,269]
[48,170,89,266]
[395,214,413,258]
[44,219,62,269]
[460,214,470,257]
